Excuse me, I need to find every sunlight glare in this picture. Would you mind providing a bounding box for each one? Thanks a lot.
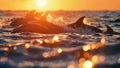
[37,0,46,8]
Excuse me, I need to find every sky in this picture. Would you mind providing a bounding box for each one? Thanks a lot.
[0,0,120,11]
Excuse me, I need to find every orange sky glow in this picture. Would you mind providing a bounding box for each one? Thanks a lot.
[0,0,120,11]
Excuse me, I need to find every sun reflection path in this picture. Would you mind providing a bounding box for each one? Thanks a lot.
[79,36,106,68]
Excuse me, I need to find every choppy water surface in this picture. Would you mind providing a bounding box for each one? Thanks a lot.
[0,11,120,68]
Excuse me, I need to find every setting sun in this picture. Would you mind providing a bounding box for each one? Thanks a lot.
[37,0,47,8]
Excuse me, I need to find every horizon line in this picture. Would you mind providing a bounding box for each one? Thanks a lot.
[1,9,120,12]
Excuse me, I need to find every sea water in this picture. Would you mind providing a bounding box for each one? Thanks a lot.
[0,10,120,68]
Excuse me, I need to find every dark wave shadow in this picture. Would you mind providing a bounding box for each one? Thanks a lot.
[94,63,120,68]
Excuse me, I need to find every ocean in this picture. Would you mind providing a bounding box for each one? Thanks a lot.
[0,10,120,68]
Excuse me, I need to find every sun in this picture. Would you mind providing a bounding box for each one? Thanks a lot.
[37,0,46,8]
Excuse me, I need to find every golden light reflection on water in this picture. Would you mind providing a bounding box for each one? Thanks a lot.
[0,57,8,62]
[25,43,30,49]
[55,17,64,22]
[78,55,106,68]
[47,14,53,22]
[67,64,75,68]
[44,39,50,43]
[82,36,106,52]
[82,44,97,51]
[99,56,106,63]
[0,35,107,68]
[43,35,60,44]
[79,59,94,68]
[92,55,98,63]
[42,52,49,58]
[67,62,76,68]
[83,52,90,58]
[83,60,93,68]
[82,45,91,51]
[91,44,96,50]
[52,35,59,42]
[13,47,17,50]
[79,58,86,63]
[36,40,43,44]
[42,48,62,58]
[80,37,106,68]
[4,47,9,51]
[57,48,63,53]
[8,44,12,47]
[101,37,106,45]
